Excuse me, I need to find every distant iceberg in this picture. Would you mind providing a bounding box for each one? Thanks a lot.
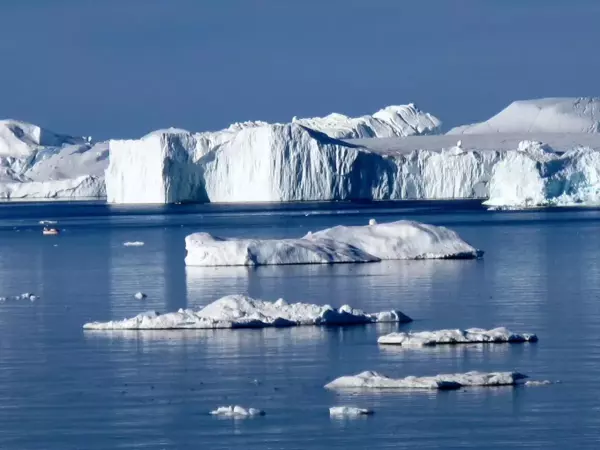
[210,406,265,417]
[448,97,600,134]
[82,294,412,330]
[377,327,538,346]
[325,370,528,390]
[329,406,374,417]
[184,220,482,267]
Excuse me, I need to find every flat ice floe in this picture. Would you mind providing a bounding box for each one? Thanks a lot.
[329,406,374,417]
[0,293,38,302]
[325,370,528,390]
[82,295,412,330]
[185,220,482,266]
[377,327,538,346]
[210,406,265,417]
[123,241,144,247]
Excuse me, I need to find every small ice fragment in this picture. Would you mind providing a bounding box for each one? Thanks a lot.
[123,241,145,247]
[210,406,265,417]
[134,292,147,300]
[329,406,374,417]
[368,218,377,226]
[524,380,553,386]
[39,220,58,225]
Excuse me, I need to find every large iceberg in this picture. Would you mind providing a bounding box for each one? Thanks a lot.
[324,370,528,390]
[0,119,107,199]
[82,295,412,330]
[184,220,482,267]
[377,327,538,346]
[448,97,600,134]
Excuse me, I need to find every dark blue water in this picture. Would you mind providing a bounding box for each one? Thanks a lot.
[1,201,599,449]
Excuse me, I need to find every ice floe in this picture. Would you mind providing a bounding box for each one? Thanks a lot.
[133,292,147,300]
[329,406,374,417]
[324,370,528,390]
[82,295,412,330]
[184,220,482,267]
[377,327,538,346]
[210,406,265,417]
[123,241,145,247]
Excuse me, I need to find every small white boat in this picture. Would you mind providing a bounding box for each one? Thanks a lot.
[42,227,60,236]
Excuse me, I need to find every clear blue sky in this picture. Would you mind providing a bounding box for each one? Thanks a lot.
[1,0,598,139]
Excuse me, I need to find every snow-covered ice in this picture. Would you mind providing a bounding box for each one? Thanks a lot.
[133,292,147,300]
[525,380,553,386]
[123,241,145,247]
[82,295,411,330]
[325,370,528,390]
[0,119,107,199]
[210,406,265,417]
[448,98,600,134]
[185,220,482,267]
[329,407,374,417]
[377,327,538,346]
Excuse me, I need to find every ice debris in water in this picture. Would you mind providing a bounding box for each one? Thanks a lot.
[377,327,538,346]
[123,241,145,247]
[325,370,528,390]
[524,380,554,386]
[82,294,412,330]
[39,220,57,225]
[329,406,374,417]
[0,293,38,303]
[184,220,482,267]
[133,292,147,300]
[210,406,265,417]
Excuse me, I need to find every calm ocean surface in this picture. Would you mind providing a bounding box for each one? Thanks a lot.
[0,200,599,449]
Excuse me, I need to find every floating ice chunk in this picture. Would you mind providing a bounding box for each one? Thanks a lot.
[39,220,58,225]
[377,327,538,346]
[123,241,145,247]
[325,370,528,390]
[133,292,147,300]
[210,406,265,417]
[82,295,411,330]
[524,380,554,386]
[368,218,377,226]
[0,293,38,302]
[329,406,374,417]
[185,220,482,267]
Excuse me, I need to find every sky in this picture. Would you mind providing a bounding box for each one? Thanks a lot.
[1,0,599,140]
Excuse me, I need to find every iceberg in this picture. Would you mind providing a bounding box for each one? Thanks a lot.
[448,97,600,134]
[210,406,265,417]
[377,327,538,346]
[324,370,528,390]
[184,220,482,267]
[0,119,107,199]
[82,294,412,330]
[329,407,374,417]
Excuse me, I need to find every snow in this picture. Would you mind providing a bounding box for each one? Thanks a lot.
[324,370,528,390]
[82,294,412,330]
[329,407,374,417]
[377,327,538,346]
[185,220,482,267]
[123,241,145,247]
[448,98,600,134]
[133,292,147,300]
[210,406,265,417]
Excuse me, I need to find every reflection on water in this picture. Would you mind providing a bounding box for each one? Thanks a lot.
[1,203,600,449]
